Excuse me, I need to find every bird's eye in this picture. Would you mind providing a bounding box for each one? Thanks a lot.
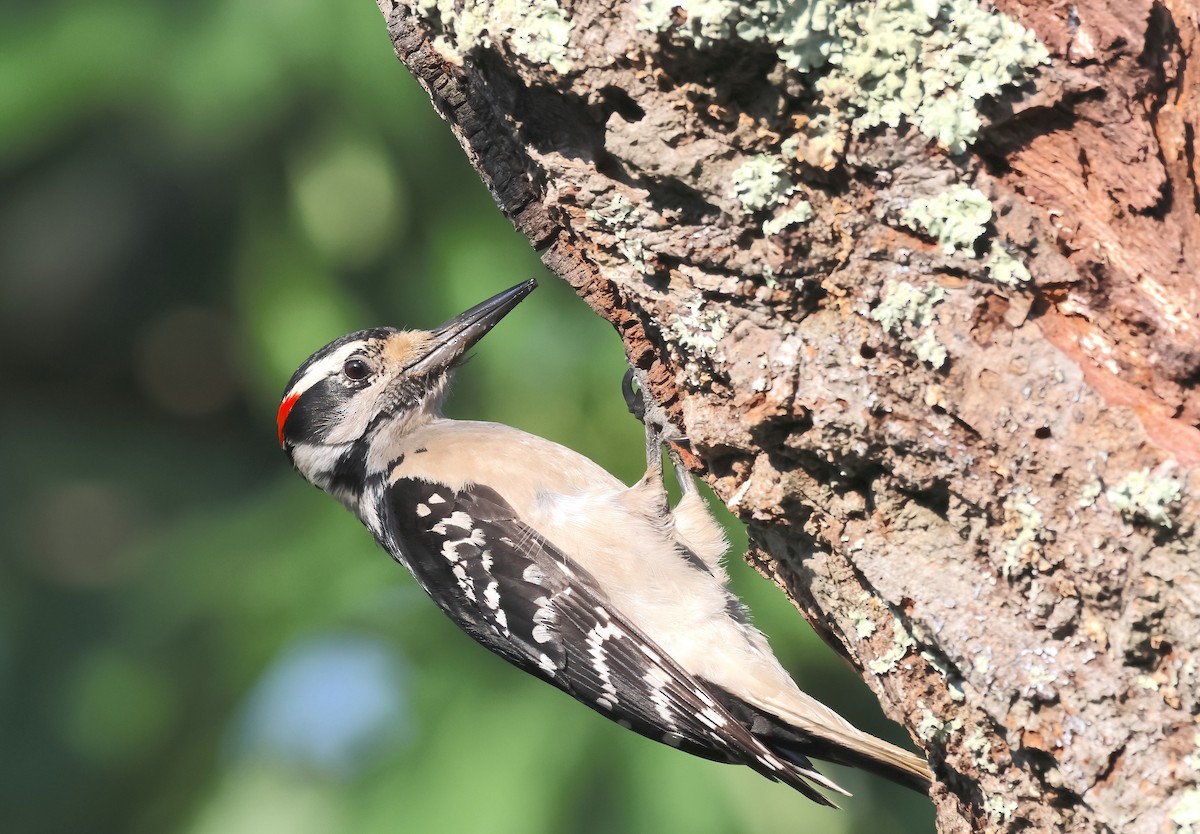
[343,358,371,381]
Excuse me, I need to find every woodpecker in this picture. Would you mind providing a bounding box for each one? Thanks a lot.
[277,278,932,804]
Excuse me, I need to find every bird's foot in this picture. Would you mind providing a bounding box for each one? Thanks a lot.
[622,368,693,497]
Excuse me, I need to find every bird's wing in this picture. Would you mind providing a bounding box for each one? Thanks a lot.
[376,476,846,804]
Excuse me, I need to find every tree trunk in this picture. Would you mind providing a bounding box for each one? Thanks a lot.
[373,1,1200,830]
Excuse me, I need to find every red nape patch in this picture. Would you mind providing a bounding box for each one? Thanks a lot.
[277,392,300,447]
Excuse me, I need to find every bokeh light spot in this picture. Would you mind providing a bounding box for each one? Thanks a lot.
[28,481,145,588]
[290,133,405,269]
[59,649,175,767]
[135,306,238,418]
[229,632,410,777]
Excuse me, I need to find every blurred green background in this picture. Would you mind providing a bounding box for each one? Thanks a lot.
[0,1,933,832]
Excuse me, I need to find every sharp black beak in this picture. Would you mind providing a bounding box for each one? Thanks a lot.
[406,278,538,377]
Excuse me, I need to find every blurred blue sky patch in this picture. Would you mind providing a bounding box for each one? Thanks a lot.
[229,632,411,777]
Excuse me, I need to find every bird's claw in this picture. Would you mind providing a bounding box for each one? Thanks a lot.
[622,368,646,423]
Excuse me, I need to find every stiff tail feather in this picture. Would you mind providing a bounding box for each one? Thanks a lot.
[708,683,933,796]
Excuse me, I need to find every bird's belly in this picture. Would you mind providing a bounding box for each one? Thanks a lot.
[521,488,748,678]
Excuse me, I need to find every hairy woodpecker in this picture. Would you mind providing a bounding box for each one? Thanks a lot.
[277,279,932,804]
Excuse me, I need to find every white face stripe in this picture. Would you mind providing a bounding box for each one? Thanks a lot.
[285,341,368,402]
[282,329,448,456]
[283,337,398,450]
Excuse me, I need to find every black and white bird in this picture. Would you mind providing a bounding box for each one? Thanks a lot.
[277,278,932,804]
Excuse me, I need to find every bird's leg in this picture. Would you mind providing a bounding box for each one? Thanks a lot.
[622,368,661,483]
[624,368,726,570]
[623,368,694,499]
[668,445,694,497]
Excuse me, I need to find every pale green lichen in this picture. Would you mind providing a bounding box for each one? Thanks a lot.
[1106,467,1185,528]
[587,193,641,225]
[870,280,948,368]
[1026,663,1058,687]
[984,796,1018,823]
[915,701,962,742]
[1182,659,1198,702]
[826,1,1049,153]
[901,184,992,254]
[920,650,950,678]
[911,329,948,369]
[1137,674,1160,691]
[966,727,998,773]
[985,243,1033,286]
[639,0,1048,153]
[669,299,730,386]
[412,0,574,73]
[763,201,813,235]
[914,705,940,741]
[867,619,916,675]
[730,155,795,212]
[617,237,648,270]
[588,194,649,270]
[671,301,729,352]
[1172,791,1200,834]
[1078,479,1104,509]
[1187,730,1200,772]
[848,608,877,639]
[870,280,944,331]
[1173,734,1200,833]
[921,650,965,700]
[639,0,839,71]
[1001,489,1044,578]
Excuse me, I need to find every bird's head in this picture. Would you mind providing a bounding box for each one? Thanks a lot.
[277,279,537,499]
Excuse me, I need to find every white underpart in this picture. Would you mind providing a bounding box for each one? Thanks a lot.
[292,442,353,495]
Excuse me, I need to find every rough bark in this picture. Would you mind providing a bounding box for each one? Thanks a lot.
[373,1,1200,831]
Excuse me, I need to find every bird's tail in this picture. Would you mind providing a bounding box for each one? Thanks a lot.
[710,684,933,796]
[777,726,933,795]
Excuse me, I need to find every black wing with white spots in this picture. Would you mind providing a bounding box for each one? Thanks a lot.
[372,475,841,805]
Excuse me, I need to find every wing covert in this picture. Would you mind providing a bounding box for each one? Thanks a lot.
[375,476,841,805]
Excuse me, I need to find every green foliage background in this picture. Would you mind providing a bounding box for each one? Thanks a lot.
[0,2,933,831]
